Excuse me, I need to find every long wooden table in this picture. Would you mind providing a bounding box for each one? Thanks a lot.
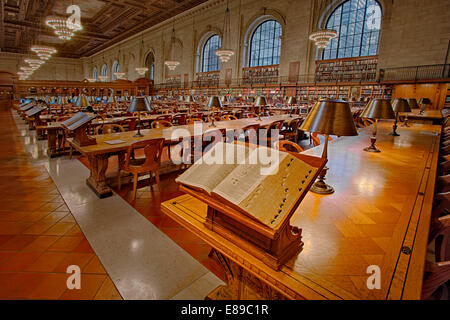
[161,121,441,300]
[69,115,301,198]
[400,109,443,125]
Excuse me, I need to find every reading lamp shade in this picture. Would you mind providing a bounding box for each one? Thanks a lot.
[407,98,419,109]
[392,98,411,113]
[419,98,432,105]
[185,95,194,103]
[300,100,358,136]
[286,97,297,105]
[361,99,395,120]
[128,96,150,112]
[207,96,222,108]
[255,96,267,106]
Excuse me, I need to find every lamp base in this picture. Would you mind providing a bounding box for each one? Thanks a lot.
[388,132,400,136]
[310,181,334,195]
[208,123,217,127]
[363,145,381,153]
[133,132,144,138]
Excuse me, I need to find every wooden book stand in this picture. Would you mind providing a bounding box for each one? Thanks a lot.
[179,152,326,270]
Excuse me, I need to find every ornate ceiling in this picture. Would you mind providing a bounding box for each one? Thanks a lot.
[0,0,208,59]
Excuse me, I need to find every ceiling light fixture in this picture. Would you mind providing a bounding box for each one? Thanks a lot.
[216,0,234,63]
[45,15,75,41]
[165,24,180,71]
[31,45,57,60]
[309,29,337,49]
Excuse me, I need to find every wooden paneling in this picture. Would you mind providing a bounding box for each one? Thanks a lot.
[392,83,449,109]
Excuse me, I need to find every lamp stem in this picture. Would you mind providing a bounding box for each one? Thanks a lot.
[134,111,143,137]
[310,134,334,195]
[364,119,380,152]
[391,112,399,136]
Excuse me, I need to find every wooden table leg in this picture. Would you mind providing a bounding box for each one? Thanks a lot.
[205,250,288,300]
[46,130,58,158]
[86,154,113,198]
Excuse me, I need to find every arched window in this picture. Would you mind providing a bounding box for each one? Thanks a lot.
[249,20,282,67]
[201,35,221,72]
[101,64,108,77]
[322,0,382,60]
[145,52,155,80]
[92,67,97,80]
[111,61,119,80]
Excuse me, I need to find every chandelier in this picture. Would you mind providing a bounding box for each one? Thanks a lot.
[86,78,96,82]
[45,15,76,41]
[31,45,57,60]
[24,58,45,70]
[164,26,180,70]
[135,67,148,76]
[216,1,234,63]
[309,29,337,49]
[98,75,108,82]
[135,34,148,76]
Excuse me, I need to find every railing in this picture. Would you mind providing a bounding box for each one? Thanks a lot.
[380,64,450,81]
[153,64,450,90]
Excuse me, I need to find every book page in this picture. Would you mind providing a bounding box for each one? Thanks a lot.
[238,155,317,229]
[175,142,252,194]
[213,148,317,230]
[212,146,287,205]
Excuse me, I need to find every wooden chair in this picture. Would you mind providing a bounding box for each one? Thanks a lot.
[235,124,260,144]
[261,120,285,147]
[208,114,222,122]
[244,112,258,118]
[281,118,303,143]
[172,114,187,126]
[95,124,125,135]
[156,114,173,122]
[151,120,173,129]
[188,117,203,124]
[422,214,450,299]
[221,114,238,121]
[118,138,164,201]
[276,140,304,153]
[311,133,332,147]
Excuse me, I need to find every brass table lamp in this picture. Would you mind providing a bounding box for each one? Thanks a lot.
[185,95,194,103]
[299,100,358,195]
[128,96,151,137]
[390,98,411,136]
[418,98,431,115]
[360,99,395,153]
[207,96,222,127]
[255,96,267,121]
[75,95,89,108]
[286,96,297,117]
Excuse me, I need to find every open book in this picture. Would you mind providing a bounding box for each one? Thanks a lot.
[61,112,95,131]
[176,142,318,230]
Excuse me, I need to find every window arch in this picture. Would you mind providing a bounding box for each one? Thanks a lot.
[101,64,108,77]
[111,61,119,80]
[322,0,382,60]
[92,67,97,80]
[201,35,221,72]
[145,52,155,80]
[249,20,282,67]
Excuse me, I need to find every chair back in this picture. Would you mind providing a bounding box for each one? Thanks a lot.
[172,114,187,125]
[95,124,125,135]
[123,138,164,171]
[156,114,173,122]
[276,140,304,153]
[188,117,203,124]
[151,120,173,129]
[221,115,238,121]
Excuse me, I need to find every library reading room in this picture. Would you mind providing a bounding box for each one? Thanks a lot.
[0,0,449,304]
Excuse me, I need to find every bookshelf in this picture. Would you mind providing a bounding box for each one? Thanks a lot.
[315,56,378,83]
[242,65,279,85]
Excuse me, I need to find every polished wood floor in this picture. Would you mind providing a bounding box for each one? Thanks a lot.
[0,110,122,299]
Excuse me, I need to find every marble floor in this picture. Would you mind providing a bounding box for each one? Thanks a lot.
[2,109,224,299]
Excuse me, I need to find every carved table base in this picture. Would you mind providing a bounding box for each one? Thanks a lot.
[206,250,288,300]
[86,154,113,198]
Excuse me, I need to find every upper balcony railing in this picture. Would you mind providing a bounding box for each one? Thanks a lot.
[153,64,450,90]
